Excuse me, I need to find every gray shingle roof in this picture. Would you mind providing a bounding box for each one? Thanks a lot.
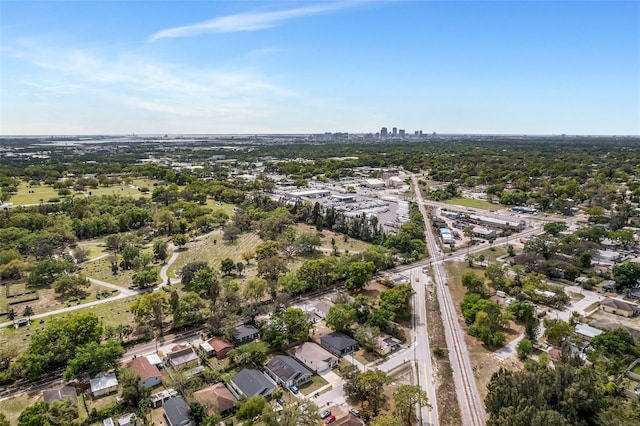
[321,332,357,351]
[265,355,311,382]
[234,325,259,341]
[163,397,194,426]
[231,369,276,397]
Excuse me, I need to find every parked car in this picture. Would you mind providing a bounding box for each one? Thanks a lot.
[277,398,285,406]
[349,408,361,417]
[324,415,336,424]
[289,385,299,394]
[320,410,331,419]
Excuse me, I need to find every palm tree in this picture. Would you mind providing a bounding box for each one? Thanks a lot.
[464,226,474,254]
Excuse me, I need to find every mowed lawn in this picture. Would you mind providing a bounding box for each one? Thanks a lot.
[8,178,160,205]
[444,197,500,210]
[0,295,138,352]
[169,230,263,277]
[79,247,160,288]
[295,224,373,253]
[0,391,42,425]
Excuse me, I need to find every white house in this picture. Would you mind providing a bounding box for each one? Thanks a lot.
[90,372,118,398]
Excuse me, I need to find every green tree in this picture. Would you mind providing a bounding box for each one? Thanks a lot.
[63,340,124,380]
[358,369,393,416]
[354,324,380,353]
[27,257,75,287]
[173,292,207,327]
[326,303,357,333]
[153,240,169,263]
[243,277,267,304]
[544,221,568,236]
[132,268,159,288]
[485,263,508,291]
[345,261,376,292]
[612,261,640,292]
[172,233,189,248]
[544,320,573,346]
[14,312,103,379]
[228,342,269,368]
[236,395,269,420]
[379,284,414,319]
[220,257,236,275]
[130,291,168,331]
[0,413,9,426]
[261,399,322,426]
[393,384,430,425]
[222,225,241,243]
[369,416,404,426]
[462,271,486,296]
[53,274,90,298]
[516,338,533,360]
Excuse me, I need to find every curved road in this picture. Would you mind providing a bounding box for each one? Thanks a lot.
[0,246,181,329]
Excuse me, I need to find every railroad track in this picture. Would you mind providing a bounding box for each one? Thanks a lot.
[411,174,486,426]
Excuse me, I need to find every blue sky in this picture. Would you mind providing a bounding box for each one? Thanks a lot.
[1,0,639,135]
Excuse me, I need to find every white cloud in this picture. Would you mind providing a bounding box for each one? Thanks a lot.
[149,2,351,42]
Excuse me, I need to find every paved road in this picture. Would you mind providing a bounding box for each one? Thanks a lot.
[0,245,183,329]
[412,174,487,426]
[410,267,439,425]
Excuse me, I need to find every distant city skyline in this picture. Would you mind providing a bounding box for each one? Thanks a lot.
[1,1,639,136]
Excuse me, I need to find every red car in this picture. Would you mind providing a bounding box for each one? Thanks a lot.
[324,415,336,424]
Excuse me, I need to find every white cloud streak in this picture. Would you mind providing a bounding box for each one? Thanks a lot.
[149,2,350,42]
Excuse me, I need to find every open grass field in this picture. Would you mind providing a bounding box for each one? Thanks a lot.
[444,197,500,210]
[0,295,137,352]
[8,178,161,206]
[295,223,373,253]
[168,229,263,277]
[1,281,121,322]
[0,391,43,425]
[204,200,236,217]
[79,247,160,288]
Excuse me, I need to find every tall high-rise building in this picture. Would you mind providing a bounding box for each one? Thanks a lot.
[392,127,398,137]
[380,127,388,137]
[399,129,405,138]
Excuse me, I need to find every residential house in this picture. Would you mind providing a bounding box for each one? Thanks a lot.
[376,334,401,356]
[163,397,194,426]
[313,300,334,320]
[150,388,178,409]
[193,383,237,417]
[106,413,142,426]
[264,355,312,388]
[145,354,163,369]
[601,280,617,293]
[90,372,118,398]
[575,323,604,340]
[320,332,358,357]
[208,337,235,359]
[127,357,162,388]
[167,345,200,369]
[600,298,640,317]
[42,385,77,404]
[333,415,365,426]
[293,342,338,373]
[234,325,259,344]
[230,369,276,399]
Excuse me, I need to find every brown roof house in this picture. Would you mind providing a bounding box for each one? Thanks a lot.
[600,298,640,317]
[208,337,235,359]
[128,356,162,388]
[193,383,237,417]
[166,345,200,370]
